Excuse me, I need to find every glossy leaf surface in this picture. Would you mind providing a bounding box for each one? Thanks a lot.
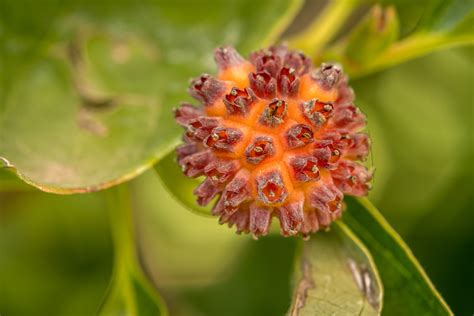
[343,197,452,315]
[288,223,382,315]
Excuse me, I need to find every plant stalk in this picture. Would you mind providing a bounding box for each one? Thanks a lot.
[287,0,360,54]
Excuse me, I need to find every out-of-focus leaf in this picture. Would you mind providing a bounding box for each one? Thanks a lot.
[345,0,473,76]
[343,5,399,65]
[154,150,211,216]
[132,170,246,287]
[288,223,382,316]
[98,185,167,316]
[343,197,452,315]
[354,48,471,227]
[392,0,474,33]
[0,168,33,192]
[179,237,297,316]
[0,190,112,315]
[288,0,473,76]
[287,0,360,53]
[0,0,302,193]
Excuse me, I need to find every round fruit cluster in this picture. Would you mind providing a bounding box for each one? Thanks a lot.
[175,46,371,238]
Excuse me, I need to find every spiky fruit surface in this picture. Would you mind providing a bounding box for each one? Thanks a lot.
[175,46,371,238]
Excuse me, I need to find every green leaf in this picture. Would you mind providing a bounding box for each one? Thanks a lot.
[288,0,473,77]
[353,48,472,227]
[0,0,302,194]
[288,0,361,54]
[0,167,33,192]
[98,185,168,316]
[181,237,297,316]
[0,190,113,315]
[406,0,473,34]
[343,5,399,65]
[288,223,383,315]
[343,197,452,315]
[346,0,474,76]
[131,170,247,286]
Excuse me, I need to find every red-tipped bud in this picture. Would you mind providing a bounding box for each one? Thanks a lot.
[332,104,366,131]
[245,136,275,164]
[226,209,250,234]
[286,124,314,148]
[256,170,288,205]
[290,156,320,182]
[214,169,251,216]
[320,131,355,152]
[179,150,212,177]
[250,49,282,77]
[307,183,343,227]
[249,72,276,99]
[249,203,272,238]
[194,178,219,206]
[185,117,219,141]
[259,99,287,126]
[214,46,246,70]
[278,67,299,97]
[204,127,242,151]
[302,98,334,127]
[189,74,226,105]
[278,200,304,236]
[345,133,370,160]
[223,87,255,115]
[312,63,341,90]
[283,50,311,76]
[300,210,320,236]
[174,103,203,126]
[204,159,239,184]
[336,76,355,106]
[176,142,198,163]
[331,161,372,196]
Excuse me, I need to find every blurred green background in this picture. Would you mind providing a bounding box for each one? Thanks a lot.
[1,0,473,315]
